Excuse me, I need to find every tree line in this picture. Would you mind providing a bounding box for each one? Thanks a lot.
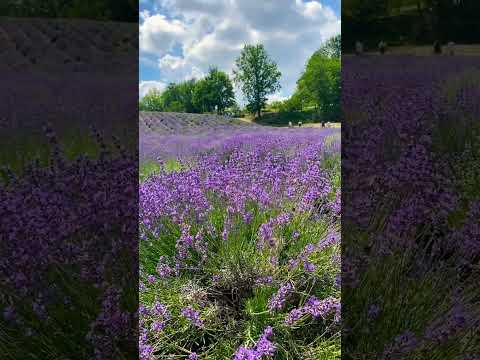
[140,35,341,121]
[140,67,236,115]
[342,0,480,45]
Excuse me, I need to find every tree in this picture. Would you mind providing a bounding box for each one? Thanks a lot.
[175,79,197,113]
[193,68,235,114]
[296,44,341,121]
[342,0,388,21]
[318,34,341,59]
[205,67,236,114]
[160,80,198,113]
[192,79,211,114]
[233,44,281,118]
[139,88,163,112]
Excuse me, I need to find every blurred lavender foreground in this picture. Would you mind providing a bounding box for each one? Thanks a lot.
[342,53,480,358]
[0,18,138,358]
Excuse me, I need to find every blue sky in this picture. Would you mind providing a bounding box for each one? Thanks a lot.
[139,0,340,102]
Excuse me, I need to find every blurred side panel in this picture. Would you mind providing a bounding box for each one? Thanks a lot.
[342,0,480,359]
[0,2,139,359]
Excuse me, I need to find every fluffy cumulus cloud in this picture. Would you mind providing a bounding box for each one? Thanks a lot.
[140,0,340,101]
[139,80,167,98]
[140,13,187,57]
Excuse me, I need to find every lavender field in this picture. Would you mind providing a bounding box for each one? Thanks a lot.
[0,19,139,359]
[139,113,341,359]
[0,18,138,173]
[343,55,480,359]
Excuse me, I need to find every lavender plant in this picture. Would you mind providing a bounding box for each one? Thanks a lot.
[139,124,341,359]
[342,55,480,359]
[0,126,138,359]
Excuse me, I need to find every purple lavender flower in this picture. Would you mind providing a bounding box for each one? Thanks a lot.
[156,256,175,279]
[367,303,381,320]
[424,303,469,344]
[267,283,293,312]
[189,352,199,360]
[284,308,305,326]
[304,296,340,322]
[152,302,170,319]
[150,320,164,331]
[288,258,299,269]
[255,326,276,356]
[140,344,154,360]
[233,326,276,359]
[303,261,316,273]
[181,307,204,328]
[382,330,419,359]
[233,346,259,360]
[255,276,273,286]
[3,305,16,322]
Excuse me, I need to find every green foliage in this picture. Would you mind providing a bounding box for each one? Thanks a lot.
[139,88,164,112]
[139,159,184,182]
[343,0,389,21]
[233,44,282,118]
[0,127,128,179]
[191,79,210,113]
[140,69,235,115]
[253,109,323,127]
[162,80,198,113]
[140,80,198,113]
[225,103,244,118]
[296,43,341,122]
[318,34,342,59]
[193,67,236,114]
[268,94,303,114]
[140,201,341,358]
[265,35,342,125]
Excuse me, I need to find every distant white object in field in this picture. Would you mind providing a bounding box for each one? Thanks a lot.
[378,40,387,54]
[447,42,456,55]
[288,121,293,128]
[298,121,303,127]
[433,41,442,54]
[326,122,331,128]
[355,41,364,55]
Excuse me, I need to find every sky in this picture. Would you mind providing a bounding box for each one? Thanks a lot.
[139,0,340,104]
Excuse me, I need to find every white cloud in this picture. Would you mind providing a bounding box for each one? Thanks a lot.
[139,80,167,98]
[268,92,289,103]
[139,14,187,56]
[158,54,205,82]
[140,0,340,101]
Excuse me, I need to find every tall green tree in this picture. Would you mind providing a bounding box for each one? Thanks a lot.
[205,67,236,114]
[193,67,235,114]
[318,34,342,59]
[159,80,198,113]
[139,88,163,112]
[192,79,210,114]
[296,40,341,121]
[176,79,197,113]
[233,44,281,118]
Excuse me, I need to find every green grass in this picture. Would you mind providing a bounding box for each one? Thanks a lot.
[139,159,184,182]
[0,127,136,180]
[252,109,332,127]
